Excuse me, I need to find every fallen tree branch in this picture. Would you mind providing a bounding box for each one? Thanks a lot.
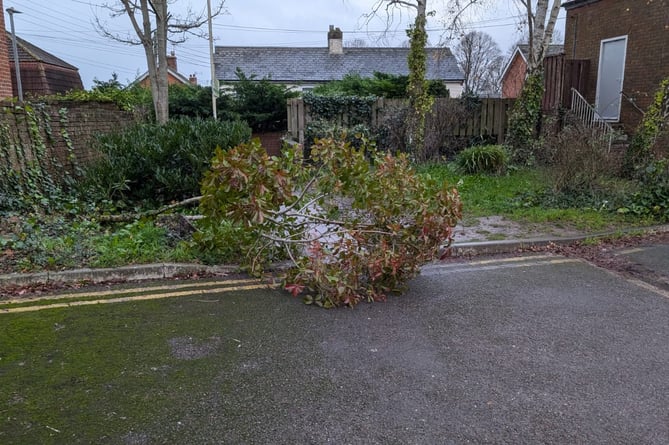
[98,196,203,223]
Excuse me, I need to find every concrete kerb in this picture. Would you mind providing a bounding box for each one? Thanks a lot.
[0,263,236,290]
[1,225,667,291]
[449,224,669,257]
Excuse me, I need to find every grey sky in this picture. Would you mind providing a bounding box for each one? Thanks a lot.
[4,0,565,89]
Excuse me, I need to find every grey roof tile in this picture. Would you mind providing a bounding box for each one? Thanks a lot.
[214,46,464,83]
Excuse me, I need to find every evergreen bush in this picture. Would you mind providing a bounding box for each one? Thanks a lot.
[84,117,251,205]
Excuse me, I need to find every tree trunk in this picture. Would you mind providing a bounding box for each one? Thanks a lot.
[406,0,433,161]
[151,0,169,124]
[527,0,562,75]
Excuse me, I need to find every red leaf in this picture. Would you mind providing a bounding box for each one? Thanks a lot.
[284,283,305,297]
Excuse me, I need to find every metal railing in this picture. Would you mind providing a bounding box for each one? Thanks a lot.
[569,87,615,151]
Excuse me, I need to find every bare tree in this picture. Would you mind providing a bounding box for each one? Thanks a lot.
[345,38,369,47]
[455,31,503,95]
[367,1,433,160]
[96,0,226,124]
[446,0,561,76]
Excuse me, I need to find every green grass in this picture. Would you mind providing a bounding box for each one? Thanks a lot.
[418,163,651,232]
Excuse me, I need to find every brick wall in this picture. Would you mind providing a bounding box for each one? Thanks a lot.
[0,0,14,98]
[564,0,669,132]
[1,101,145,175]
[501,52,527,99]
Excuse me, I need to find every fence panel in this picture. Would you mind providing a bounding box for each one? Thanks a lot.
[287,97,515,146]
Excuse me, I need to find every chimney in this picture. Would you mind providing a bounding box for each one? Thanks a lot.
[327,25,343,55]
[167,51,177,72]
[189,74,197,86]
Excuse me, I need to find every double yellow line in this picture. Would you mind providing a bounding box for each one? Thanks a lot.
[1,278,280,314]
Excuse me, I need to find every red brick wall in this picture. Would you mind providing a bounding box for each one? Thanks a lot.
[1,101,146,174]
[564,0,669,132]
[0,0,15,98]
[501,52,527,99]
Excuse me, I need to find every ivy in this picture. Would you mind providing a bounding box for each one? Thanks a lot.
[0,102,81,212]
[623,77,669,176]
[506,72,545,166]
[406,13,434,162]
[303,92,377,127]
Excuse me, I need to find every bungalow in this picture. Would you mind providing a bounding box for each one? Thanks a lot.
[562,0,669,132]
[214,26,464,96]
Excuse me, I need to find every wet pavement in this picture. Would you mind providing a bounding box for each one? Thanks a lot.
[2,242,668,444]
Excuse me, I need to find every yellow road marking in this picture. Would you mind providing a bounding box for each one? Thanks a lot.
[2,278,263,305]
[1,283,281,314]
[464,254,557,266]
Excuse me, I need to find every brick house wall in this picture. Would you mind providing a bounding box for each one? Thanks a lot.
[0,0,14,98]
[563,0,669,132]
[501,51,527,99]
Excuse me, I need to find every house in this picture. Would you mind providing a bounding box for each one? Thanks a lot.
[562,0,669,132]
[6,33,83,97]
[214,26,465,96]
[500,44,564,99]
[131,52,198,88]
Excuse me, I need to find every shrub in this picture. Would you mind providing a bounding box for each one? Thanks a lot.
[199,137,462,308]
[168,84,237,121]
[304,119,373,155]
[312,72,449,98]
[619,159,669,221]
[623,77,669,176]
[455,145,509,175]
[83,117,251,205]
[375,97,481,159]
[545,121,617,196]
[229,69,299,132]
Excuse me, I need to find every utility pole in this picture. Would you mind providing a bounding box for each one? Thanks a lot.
[207,0,217,119]
[6,7,22,101]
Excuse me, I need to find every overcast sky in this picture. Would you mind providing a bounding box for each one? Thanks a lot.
[4,0,566,89]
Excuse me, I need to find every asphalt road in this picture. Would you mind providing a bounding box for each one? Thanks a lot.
[3,246,668,444]
[146,251,669,445]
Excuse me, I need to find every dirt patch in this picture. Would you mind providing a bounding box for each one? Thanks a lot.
[453,215,585,243]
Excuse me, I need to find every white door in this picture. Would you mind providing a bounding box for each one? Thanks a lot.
[595,36,627,121]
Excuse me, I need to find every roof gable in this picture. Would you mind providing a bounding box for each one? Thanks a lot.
[214,46,464,83]
[500,43,564,80]
[6,33,78,70]
[129,68,191,87]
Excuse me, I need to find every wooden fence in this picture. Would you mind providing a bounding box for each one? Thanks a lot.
[543,55,590,111]
[287,97,515,146]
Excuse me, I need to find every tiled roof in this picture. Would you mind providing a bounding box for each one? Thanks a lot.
[6,33,78,70]
[214,46,464,83]
[517,44,565,59]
